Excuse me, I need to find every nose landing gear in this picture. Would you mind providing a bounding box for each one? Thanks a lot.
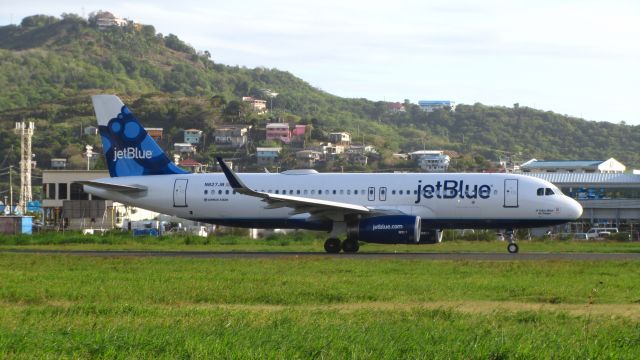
[506,230,519,253]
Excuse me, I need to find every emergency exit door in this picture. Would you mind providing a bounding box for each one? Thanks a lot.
[504,179,518,208]
[173,179,188,207]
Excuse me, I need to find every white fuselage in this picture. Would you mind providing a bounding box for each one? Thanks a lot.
[84,172,582,230]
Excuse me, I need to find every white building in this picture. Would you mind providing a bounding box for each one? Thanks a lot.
[418,100,456,112]
[94,11,128,30]
[520,158,626,174]
[347,145,376,154]
[214,125,250,147]
[50,158,67,169]
[174,143,196,154]
[409,150,450,172]
[242,96,267,114]
[328,132,351,145]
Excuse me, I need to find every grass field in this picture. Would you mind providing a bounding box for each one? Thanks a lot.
[1,250,640,358]
[2,231,640,253]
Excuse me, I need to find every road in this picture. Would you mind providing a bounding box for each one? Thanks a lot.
[3,249,640,260]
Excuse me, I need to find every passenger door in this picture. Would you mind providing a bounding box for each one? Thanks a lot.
[173,179,188,207]
[503,179,518,208]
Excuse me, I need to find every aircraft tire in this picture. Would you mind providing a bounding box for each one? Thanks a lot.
[324,238,342,253]
[342,239,360,253]
[507,243,519,254]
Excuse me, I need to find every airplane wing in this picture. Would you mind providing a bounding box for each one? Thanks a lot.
[78,180,147,193]
[216,157,390,219]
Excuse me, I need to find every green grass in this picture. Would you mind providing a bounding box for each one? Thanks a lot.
[1,254,640,358]
[2,231,640,253]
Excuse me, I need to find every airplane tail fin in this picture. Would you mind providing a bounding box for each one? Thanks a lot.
[91,95,189,177]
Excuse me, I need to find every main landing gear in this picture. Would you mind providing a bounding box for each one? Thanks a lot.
[324,238,360,253]
[506,230,519,254]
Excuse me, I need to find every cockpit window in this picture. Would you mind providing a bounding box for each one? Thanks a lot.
[545,188,555,196]
[537,188,544,196]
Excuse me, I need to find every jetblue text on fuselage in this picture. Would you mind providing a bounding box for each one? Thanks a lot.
[113,147,153,161]
[415,180,491,204]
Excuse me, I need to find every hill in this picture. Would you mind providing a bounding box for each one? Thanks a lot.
[0,13,639,174]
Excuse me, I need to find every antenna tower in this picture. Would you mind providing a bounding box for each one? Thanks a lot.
[15,122,34,213]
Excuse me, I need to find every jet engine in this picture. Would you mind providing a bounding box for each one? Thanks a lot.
[347,215,421,244]
[419,229,443,244]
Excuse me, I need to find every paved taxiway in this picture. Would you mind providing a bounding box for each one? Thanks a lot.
[2,249,640,260]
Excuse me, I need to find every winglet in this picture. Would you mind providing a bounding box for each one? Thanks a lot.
[216,157,248,190]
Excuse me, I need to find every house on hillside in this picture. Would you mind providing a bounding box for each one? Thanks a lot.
[84,126,98,136]
[387,102,406,113]
[146,128,163,142]
[409,150,450,172]
[266,123,291,144]
[174,143,196,155]
[50,158,67,169]
[178,158,206,173]
[94,11,128,30]
[296,150,323,168]
[328,132,351,146]
[256,147,282,165]
[418,100,456,112]
[242,97,267,114]
[213,125,251,147]
[183,129,203,145]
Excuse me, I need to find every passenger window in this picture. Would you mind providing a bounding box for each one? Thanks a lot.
[347,190,351,195]
[545,188,555,196]
[297,190,301,195]
[392,190,396,195]
[275,190,279,194]
[304,190,308,195]
[354,190,358,195]
[318,190,323,195]
[399,190,403,195]
[289,190,293,195]
[340,190,344,195]
[537,188,544,196]
[218,190,222,195]
[225,190,229,195]
[204,190,208,195]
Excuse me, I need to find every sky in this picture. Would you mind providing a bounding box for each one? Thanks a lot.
[2,0,640,124]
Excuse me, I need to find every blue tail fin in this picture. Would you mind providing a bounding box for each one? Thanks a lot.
[91,95,189,177]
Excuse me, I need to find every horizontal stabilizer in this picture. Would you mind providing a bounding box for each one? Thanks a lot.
[78,180,147,193]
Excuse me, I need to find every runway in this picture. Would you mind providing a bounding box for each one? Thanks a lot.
[3,249,640,260]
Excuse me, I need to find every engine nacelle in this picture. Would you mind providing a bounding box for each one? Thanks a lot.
[420,229,443,244]
[347,215,421,244]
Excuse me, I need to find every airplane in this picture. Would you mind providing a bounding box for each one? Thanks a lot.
[83,95,583,254]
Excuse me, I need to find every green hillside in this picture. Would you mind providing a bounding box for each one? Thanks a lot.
[0,13,639,174]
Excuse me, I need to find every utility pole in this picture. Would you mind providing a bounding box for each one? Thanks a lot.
[9,165,13,214]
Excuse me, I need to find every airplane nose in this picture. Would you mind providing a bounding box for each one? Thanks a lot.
[567,197,583,219]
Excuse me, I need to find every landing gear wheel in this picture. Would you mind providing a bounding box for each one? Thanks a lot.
[507,243,519,254]
[324,238,342,253]
[342,239,360,253]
